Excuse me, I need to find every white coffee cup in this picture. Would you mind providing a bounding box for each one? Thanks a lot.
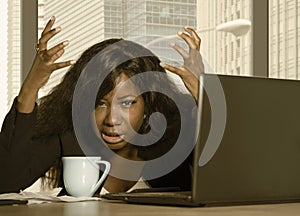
[62,157,110,197]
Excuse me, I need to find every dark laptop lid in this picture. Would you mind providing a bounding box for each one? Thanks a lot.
[193,74,300,205]
[102,74,300,206]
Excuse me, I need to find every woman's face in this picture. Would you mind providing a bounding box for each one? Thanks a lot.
[95,73,145,151]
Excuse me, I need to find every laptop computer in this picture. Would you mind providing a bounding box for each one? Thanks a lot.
[101,74,300,206]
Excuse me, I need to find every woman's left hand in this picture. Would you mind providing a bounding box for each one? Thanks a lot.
[161,27,204,103]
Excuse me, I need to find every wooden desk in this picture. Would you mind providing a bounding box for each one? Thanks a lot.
[1,201,300,216]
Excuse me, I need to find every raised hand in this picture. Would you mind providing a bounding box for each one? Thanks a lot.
[17,16,75,113]
[161,27,204,103]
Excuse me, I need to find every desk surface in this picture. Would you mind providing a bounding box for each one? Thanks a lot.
[1,200,300,216]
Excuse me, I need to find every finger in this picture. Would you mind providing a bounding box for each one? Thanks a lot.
[41,16,56,37]
[38,27,61,51]
[177,31,198,50]
[170,43,189,60]
[50,49,65,62]
[52,60,76,70]
[160,63,186,78]
[184,27,201,51]
[47,41,69,57]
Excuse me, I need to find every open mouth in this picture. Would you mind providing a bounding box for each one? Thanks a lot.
[101,131,124,144]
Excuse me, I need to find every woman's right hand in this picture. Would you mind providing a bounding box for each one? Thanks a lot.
[17,16,75,113]
[160,27,204,103]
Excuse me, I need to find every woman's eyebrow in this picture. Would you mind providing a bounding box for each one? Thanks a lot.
[117,95,138,100]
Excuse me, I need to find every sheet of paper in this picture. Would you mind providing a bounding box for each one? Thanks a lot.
[0,188,100,204]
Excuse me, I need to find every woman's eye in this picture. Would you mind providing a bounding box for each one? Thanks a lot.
[121,100,136,107]
[98,102,108,108]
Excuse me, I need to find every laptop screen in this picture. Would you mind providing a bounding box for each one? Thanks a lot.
[193,74,300,204]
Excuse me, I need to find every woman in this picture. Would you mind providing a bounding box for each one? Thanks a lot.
[0,16,204,194]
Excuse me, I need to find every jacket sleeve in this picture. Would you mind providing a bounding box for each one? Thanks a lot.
[0,97,61,193]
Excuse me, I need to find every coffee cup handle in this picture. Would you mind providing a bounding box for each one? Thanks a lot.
[90,160,111,195]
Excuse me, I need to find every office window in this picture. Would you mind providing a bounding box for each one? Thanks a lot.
[198,0,252,75]
[269,0,300,79]
[0,0,21,125]
[37,0,251,89]
[3,0,300,124]
[36,0,199,95]
[0,1,9,124]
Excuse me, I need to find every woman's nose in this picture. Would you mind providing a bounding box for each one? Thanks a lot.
[104,107,121,126]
